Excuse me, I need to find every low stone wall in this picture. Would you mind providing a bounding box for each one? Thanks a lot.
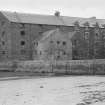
[15,59,105,75]
[0,61,13,71]
[16,61,50,73]
[0,59,105,75]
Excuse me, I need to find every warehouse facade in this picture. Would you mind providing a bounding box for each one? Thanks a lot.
[0,11,105,61]
[35,29,74,60]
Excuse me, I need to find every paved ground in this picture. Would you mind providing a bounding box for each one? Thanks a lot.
[0,71,45,77]
[0,76,105,105]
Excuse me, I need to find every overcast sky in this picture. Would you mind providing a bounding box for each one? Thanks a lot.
[0,0,105,19]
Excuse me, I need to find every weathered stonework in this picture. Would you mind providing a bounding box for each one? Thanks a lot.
[0,11,104,61]
[36,29,73,60]
[0,12,11,61]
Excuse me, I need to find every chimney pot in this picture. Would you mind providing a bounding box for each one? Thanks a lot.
[54,11,60,17]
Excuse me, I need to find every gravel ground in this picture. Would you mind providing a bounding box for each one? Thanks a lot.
[0,76,105,105]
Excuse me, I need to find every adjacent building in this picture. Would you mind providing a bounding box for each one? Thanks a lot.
[35,29,74,60]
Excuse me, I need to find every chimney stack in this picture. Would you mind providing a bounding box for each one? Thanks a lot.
[54,11,60,17]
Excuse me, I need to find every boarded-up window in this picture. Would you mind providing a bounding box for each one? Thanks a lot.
[21,49,26,54]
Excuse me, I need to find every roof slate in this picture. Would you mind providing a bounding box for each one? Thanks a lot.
[40,28,75,42]
[1,11,105,27]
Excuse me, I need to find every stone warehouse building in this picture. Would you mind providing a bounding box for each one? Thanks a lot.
[0,11,105,61]
[36,29,74,60]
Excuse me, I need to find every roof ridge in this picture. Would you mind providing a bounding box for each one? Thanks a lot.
[1,10,103,20]
[1,10,105,27]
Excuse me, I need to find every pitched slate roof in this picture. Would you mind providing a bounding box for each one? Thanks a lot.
[40,28,75,42]
[1,11,105,27]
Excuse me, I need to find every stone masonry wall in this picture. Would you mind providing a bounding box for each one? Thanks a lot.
[0,12,11,61]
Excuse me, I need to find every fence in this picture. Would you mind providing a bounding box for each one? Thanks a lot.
[0,59,105,75]
[15,59,105,75]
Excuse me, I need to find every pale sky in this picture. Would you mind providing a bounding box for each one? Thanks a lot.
[0,0,105,19]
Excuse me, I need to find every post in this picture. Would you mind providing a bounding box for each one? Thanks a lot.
[66,60,69,74]
[92,59,96,75]
[50,56,54,73]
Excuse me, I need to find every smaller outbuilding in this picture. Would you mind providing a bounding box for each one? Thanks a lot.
[34,28,74,61]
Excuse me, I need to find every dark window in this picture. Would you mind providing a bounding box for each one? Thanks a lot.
[2,31,5,37]
[2,41,5,45]
[21,41,25,46]
[37,42,38,46]
[84,32,89,39]
[57,55,60,59]
[94,49,98,55]
[20,31,25,36]
[57,41,60,44]
[96,33,98,36]
[63,51,66,55]
[74,40,76,45]
[95,33,100,39]
[40,51,42,55]
[62,41,66,45]
[73,40,78,46]
[2,51,5,54]
[34,42,38,46]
